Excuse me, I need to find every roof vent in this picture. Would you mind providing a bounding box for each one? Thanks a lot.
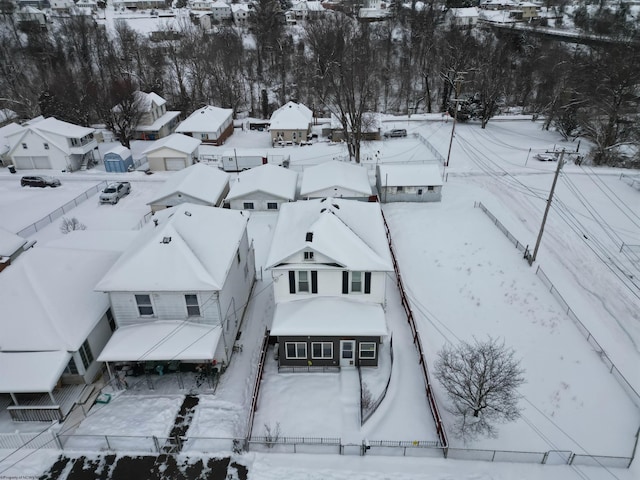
[184,211,192,217]
[305,232,313,242]
[153,219,159,227]
[320,198,327,203]
[162,236,172,244]
[332,204,340,209]
[320,208,327,213]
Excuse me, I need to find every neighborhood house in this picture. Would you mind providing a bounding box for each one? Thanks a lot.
[95,204,255,386]
[224,163,298,211]
[266,198,393,368]
[142,133,201,171]
[175,105,234,146]
[300,160,372,200]
[269,101,313,146]
[376,164,443,203]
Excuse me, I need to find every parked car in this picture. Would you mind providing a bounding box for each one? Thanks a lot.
[384,129,407,138]
[21,175,61,188]
[535,152,558,162]
[100,182,131,204]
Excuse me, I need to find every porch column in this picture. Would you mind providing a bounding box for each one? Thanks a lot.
[48,391,56,406]
[9,392,18,405]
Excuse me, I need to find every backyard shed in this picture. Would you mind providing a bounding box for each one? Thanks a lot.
[103,145,133,173]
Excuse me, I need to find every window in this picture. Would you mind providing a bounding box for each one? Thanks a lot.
[359,342,376,359]
[396,186,404,193]
[185,294,200,316]
[106,309,116,332]
[79,340,94,369]
[298,271,309,292]
[135,294,154,316]
[417,188,423,195]
[351,271,362,292]
[44,143,50,150]
[243,202,254,210]
[285,342,307,359]
[428,186,434,191]
[21,143,27,149]
[237,249,241,264]
[267,202,278,210]
[303,251,314,261]
[312,342,333,359]
[65,357,78,375]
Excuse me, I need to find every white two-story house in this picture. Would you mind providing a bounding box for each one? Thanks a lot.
[130,91,181,141]
[96,203,255,380]
[266,198,393,368]
[6,117,98,171]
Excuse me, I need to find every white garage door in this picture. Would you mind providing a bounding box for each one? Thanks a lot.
[12,156,51,169]
[165,157,185,171]
[33,156,51,169]
[13,156,34,169]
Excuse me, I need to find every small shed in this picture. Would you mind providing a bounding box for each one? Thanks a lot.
[376,164,443,203]
[103,145,133,173]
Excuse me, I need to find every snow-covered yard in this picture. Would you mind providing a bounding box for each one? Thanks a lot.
[1,118,639,480]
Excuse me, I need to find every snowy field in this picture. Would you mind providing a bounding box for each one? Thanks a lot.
[1,118,639,479]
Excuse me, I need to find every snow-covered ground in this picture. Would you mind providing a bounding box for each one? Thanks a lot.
[1,118,639,479]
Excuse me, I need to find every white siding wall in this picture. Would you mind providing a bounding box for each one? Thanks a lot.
[12,130,68,170]
[271,269,386,304]
[108,291,221,328]
[216,229,255,363]
[147,146,194,171]
[228,192,289,211]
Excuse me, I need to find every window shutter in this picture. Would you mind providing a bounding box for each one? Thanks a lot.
[289,271,296,294]
[364,272,372,294]
[311,271,318,294]
[342,271,349,294]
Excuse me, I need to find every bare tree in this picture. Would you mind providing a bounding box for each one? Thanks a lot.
[434,337,525,441]
[102,78,145,149]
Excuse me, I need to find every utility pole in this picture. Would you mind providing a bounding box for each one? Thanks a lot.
[528,149,565,265]
[445,72,466,168]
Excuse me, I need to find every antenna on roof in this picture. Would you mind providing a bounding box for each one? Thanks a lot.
[162,236,171,244]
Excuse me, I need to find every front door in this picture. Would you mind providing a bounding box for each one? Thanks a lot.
[340,340,356,368]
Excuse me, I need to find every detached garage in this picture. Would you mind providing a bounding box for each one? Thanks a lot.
[142,134,201,172]
[103,146,133,173]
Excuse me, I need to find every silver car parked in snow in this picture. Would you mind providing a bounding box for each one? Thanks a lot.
[100,182,131,204]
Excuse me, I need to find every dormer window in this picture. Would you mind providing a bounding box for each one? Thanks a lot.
[305,232,313,242]
[304,251,314,261]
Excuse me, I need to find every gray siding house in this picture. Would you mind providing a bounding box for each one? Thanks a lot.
[376,164,443,203]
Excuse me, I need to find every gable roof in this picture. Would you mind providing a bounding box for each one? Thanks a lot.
[269,101,313,131]
[95,203,249,292]
[135,91,166,111]
[0,247,122,352]
[377,164,443,187]
[300,161,372,197]
[147,163,230,206]
[0,227,27,257]
[266,198,393,271]
[25,116,94,139]
[225,164,298,201]
[142,133,201,155]
[104,144,132,159]
[176,105,233,133]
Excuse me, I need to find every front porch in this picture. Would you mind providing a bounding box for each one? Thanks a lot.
[4,384,92,422]
[108,361,220,394]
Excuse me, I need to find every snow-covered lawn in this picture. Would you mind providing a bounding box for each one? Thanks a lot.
[62,393,184,452]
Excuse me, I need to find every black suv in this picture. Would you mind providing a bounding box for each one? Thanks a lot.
[20,175,61,188]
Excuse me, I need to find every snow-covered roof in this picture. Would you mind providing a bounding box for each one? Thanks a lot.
[44,230,138,253]
[23,116,94,139]
[225,164,298,201]
[449,7,479,17]
[176,105,233,133]
[300,161,372,197]
[0,247,122,352]
[135,91,167,111]
[19,5,45,13]
[142,133,201,155]
[211,0,229,7]
[231,3,249,12]
[0,123,23,155]
[97,321,222,362]
[95,203,249,292]
[104,144,132,159]
[0,227,26,257]
[271,297,387,336]
[136,110,181,132]
[269,102,313,131]
[291,0,324,11]
[222,148,266,158]
[147,163,230,206]
[377,164,443,187]
[266,198,393,271]
[0,351,71,393]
